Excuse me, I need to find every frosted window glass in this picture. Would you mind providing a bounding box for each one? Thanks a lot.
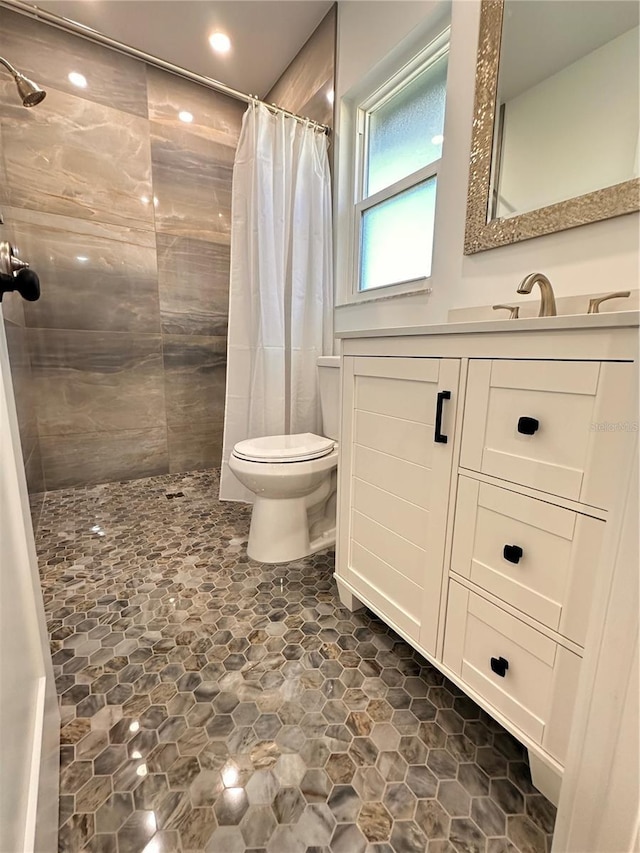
[359,178,437,291]
[367,54,448,197]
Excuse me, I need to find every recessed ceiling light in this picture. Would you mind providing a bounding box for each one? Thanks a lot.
[327,89,334,105]
[179,110,193,123]
[68,71,87,88]
[431,134,444,145]
[209,32,231,54]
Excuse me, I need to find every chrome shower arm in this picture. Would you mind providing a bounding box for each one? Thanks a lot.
[0,55,19,77]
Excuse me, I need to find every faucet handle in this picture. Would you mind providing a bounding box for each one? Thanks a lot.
[493,304,520,319]
[587,291,631,314]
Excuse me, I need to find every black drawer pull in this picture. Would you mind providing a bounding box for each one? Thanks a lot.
[517,416,539,435]
[490,656,509,677]
[503,544,523,564]
[434,390,451,444]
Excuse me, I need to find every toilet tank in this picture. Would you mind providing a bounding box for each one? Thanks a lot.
[317,356,340,440]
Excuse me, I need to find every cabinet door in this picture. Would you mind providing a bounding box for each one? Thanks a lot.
[460,359,638,509]
[338,356,459,655]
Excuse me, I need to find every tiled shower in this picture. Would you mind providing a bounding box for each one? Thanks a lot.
[1,4,335,493]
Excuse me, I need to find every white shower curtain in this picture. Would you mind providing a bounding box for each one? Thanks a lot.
[219,103,333,502]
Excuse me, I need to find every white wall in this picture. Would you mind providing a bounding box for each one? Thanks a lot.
[497,26,639,217]
[334,1,640,334]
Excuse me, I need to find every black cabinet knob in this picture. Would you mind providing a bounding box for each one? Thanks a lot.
[517,416,539,435]
[503,544,523,564]
[490,656,509,677]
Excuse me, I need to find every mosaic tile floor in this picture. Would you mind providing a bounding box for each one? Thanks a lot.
[34,470,556,853]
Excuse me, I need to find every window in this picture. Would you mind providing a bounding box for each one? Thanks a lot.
[354,31,449,296]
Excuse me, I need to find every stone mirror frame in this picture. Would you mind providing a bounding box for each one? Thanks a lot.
[464,0,640,255]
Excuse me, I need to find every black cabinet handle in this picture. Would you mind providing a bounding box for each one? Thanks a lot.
[490,656,509,677]
[503,544,523,564]
[434,390,451,444]
[517,416,539,435]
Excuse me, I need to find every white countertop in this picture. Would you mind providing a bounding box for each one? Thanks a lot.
[335,310,640,339]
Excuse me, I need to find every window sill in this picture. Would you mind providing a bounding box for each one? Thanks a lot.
[336,276,432,308]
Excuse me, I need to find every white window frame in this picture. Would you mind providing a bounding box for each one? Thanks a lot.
[349,27,450,303]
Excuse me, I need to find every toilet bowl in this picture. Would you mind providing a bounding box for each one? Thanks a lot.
[229,357,340,563]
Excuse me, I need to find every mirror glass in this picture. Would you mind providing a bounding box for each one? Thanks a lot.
[489,0,639,221]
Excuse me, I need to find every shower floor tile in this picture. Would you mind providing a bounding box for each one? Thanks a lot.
[34,469,555,853]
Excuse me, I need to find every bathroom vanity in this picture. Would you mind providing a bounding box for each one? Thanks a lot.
[334,311,639,803]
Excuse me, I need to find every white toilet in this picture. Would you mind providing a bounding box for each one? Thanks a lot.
[229,356,340,563]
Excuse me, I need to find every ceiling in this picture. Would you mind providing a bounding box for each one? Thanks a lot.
[20,0,333,96]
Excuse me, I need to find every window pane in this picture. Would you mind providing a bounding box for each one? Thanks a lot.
[367,53,448,197]
[359,178,437,291]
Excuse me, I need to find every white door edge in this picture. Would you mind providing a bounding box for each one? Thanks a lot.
[24,676,46,853]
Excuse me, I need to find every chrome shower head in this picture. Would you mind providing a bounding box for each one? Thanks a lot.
[0,56,47,107]
[14,72,46,107]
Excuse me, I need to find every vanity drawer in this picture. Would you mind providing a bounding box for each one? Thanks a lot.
[460,359,636,508]
[451,476,604,646]
[444,582,581,763]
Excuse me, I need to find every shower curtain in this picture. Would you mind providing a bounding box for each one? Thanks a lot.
[219,103,333,502]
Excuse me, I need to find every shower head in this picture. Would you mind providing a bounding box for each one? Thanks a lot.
[0,56,47,107]
[14,72,46,107]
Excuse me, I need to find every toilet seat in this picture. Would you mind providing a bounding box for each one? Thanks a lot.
[233,432,335,463]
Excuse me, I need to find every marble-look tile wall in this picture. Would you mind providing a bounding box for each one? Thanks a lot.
[2,291,45,494]
[0,7,245,489]
[1,145,45,494]
[265,5,337,132]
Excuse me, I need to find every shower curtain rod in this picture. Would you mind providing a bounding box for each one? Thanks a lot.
[0,0,331,134]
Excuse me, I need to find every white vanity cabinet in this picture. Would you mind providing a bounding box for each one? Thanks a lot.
[335,314,639,802]
[338,356,459,656]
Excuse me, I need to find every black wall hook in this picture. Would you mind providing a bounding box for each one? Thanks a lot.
[1,268,40,302]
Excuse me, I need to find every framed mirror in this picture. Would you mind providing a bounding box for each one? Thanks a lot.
[464,0,640,254]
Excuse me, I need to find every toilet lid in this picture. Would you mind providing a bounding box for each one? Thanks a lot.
[233,433,335,463]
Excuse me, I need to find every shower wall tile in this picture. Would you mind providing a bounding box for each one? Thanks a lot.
[29,329,166,435]
[168,420,223,473]
[1,196,46,493]
[6,207,161,333]
[0,86,154,229]
[2,7,336,489]
[157,234,229,336]
[150,122,234,242]
[24,444,46,495]
[39,427,169,490]
[1,290,25,327]
[0,122,9,206]
[0,206,24,325]
[4,318,37,446]
[146,66,245,147]
[162,334,227,427]
[265,5,336,128]
[0,8,148,118]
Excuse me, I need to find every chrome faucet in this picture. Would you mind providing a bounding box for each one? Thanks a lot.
[516,272,557,317]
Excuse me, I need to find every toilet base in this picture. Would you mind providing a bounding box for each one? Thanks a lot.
[247,495,335,564]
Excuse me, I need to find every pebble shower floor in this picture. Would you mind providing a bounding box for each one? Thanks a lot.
[33,469,556,853]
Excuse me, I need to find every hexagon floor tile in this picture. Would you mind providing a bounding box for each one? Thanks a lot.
[34,469,555,852]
